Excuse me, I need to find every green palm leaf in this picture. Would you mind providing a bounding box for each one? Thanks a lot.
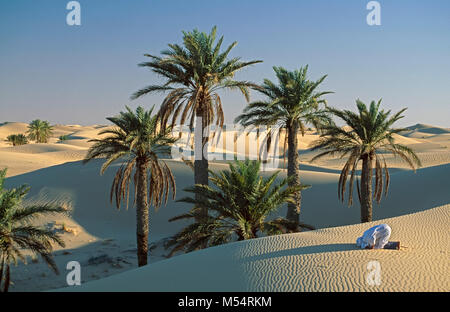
[167,160,312,256]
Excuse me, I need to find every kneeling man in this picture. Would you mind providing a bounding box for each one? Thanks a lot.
[356,224,392,249]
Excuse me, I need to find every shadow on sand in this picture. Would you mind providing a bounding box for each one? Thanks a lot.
[243,243,358,263]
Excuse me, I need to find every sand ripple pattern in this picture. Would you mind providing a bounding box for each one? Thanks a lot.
[67,205,449,292]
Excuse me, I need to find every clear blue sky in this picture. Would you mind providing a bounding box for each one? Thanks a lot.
[1,0,449,127]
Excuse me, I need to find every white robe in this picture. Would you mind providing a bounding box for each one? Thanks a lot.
[356,224,391,249]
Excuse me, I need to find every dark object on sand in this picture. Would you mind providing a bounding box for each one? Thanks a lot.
[383,241,400,250]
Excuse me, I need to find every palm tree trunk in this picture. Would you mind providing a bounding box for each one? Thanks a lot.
[194,107,209,221]
[286,122,301,230]
[0,254,4,292]
[236,231,245,241]
[3,264,10,292]
[136,160,149,266]
[360,153,374,223]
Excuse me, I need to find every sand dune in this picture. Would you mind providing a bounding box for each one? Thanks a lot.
[0,123,106,177]
[390,133,422,145]
[1,122,449,291]
[2,121,449,171]
[5,161,450,291]
[1,143,84,154]
[6,161,450,239]
[406,123,450,134]
[58,139,94,148]
[0,122,29,136]
[60,204,450,292]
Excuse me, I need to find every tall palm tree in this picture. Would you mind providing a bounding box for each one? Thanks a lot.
[26,119,54,143]
[83,106,176,266]
[310,99,421,222]
[166,160,312,256]
[235,66,332,230]
[0,168,66,292]
[131,26,262,220]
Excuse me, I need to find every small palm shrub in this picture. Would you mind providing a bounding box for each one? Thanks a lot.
[6,134,28,146]
[166,160,313,256]
[58,135,69,142]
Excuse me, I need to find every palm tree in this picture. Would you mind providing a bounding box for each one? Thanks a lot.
[131,26,262,220]
[83,106,176,266]
[0,168,66,292]
[309,99,421,222]
[166,160,312,256]
[26,119,53,143]
[235,66,332,230]
[6,134,28,146]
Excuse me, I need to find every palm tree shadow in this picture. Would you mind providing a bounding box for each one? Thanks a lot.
[243,243,356,263]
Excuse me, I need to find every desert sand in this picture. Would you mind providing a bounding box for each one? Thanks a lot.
[61,204,450,292]
[0,122,449,291]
